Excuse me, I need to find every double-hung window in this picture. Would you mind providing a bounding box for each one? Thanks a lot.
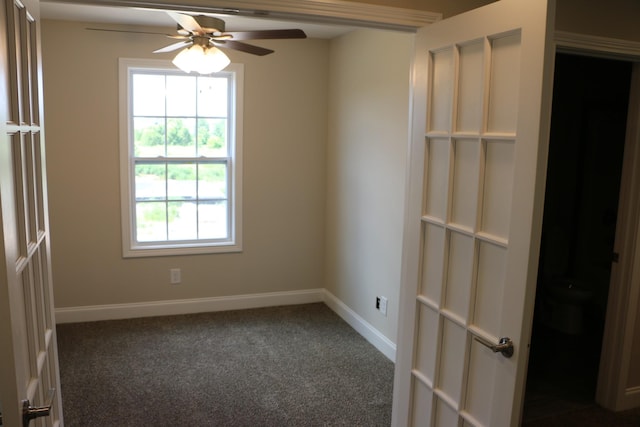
[119,59,243,257]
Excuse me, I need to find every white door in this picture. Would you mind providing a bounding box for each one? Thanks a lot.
[0,0,64,425]
[392,0,556,426]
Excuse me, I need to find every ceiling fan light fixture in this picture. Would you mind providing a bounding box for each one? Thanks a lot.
[172,44,230,75]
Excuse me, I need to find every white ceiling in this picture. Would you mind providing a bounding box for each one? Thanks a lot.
[40,2,356,39]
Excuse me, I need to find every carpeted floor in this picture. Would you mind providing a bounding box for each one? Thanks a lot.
[56,303,395,427]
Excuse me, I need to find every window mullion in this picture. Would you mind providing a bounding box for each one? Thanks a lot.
[164,162,169,241]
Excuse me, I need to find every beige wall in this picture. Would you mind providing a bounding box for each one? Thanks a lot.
[556,0,640,42]
[325,29,412,342]
[42,20,328,307]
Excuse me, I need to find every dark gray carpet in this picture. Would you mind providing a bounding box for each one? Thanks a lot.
[56,303,395,426]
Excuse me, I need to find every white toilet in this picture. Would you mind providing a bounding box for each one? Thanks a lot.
[544,278,593,335]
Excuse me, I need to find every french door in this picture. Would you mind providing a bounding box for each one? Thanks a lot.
[0,0,64,425]
[392,0,556,425]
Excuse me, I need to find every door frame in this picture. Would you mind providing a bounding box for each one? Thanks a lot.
[553,30,640,411]
[43,0,441,30]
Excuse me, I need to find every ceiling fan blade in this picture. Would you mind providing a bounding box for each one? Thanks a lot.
[216,40,274,56]
[86,27,184,38]
[153,41,192,53]
[167,11,203,34]
[224,29,307,41]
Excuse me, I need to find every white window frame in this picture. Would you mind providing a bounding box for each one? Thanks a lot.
[119,58,243,257]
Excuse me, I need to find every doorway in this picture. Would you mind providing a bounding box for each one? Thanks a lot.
[523,52,633,421]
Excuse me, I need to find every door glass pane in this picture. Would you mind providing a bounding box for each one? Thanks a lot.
[429,48,453,133]
[415,304,439,384]
[464,339,497,426]
[434,397,458,426]
[486,32,521,133]
[451,138,480,229]
[411,379,433,427]
[456,41,484,133]
[420,223,445,304]
[473,241,507,336]
[424,138,449,220]
[437,319,466,405]
[444,232,474,321]
[480,140,514,239]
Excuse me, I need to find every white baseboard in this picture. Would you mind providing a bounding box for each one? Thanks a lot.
[620,386,640,411]
[323,290,396,362]
[54,288,397,363]
[54,289,324,324]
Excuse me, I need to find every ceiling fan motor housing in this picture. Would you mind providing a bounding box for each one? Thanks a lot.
[179,15,226,34]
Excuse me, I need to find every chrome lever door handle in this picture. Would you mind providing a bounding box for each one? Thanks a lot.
[22,388,55,427]
[475,336,514,358]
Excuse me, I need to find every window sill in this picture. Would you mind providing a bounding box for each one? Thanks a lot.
[123,242,242,258]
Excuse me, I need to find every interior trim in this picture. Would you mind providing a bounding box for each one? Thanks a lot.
[324,290,396,362]
[54,289,324,323]
[555,30,640,59]
[555,33,640,412]
[45,0,441,31]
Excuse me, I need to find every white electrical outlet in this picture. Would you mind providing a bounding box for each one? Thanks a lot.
[170,268,181,284]
[380,296,388,316]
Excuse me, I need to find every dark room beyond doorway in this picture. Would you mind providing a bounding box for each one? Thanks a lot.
[524,52,633,423]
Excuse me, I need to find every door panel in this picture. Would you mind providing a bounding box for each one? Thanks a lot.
[392,1,556,426]
[0,0,63,425]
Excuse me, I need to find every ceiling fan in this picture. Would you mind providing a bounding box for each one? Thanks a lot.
[90,11,307,74]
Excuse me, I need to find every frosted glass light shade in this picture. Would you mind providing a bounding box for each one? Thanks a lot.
[172,45,230,75]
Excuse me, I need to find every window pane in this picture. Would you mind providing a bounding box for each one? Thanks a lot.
[135,164,166,200]
[167,118,196,157]
[166,75,196,116]
[199,200,228,239]
[198,76,227,117]
[167,163,196,200]
[197,118,227,156]
[133,74,166,116]
[134,117,165,157]
[167,201,197,240]
[198,163,227,199]
[136,201,167,242]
